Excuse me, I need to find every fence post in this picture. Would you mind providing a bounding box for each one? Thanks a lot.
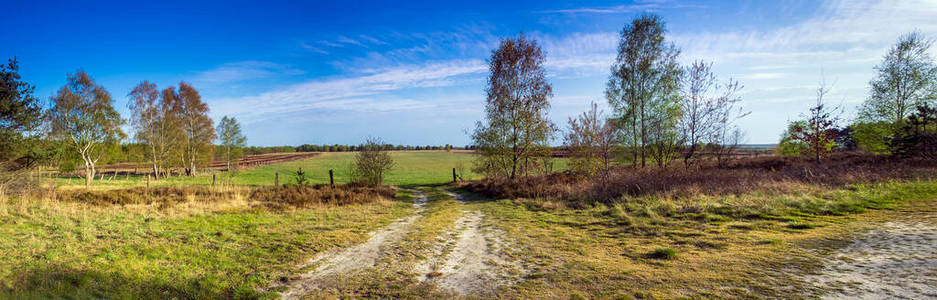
[275,172,279,187]
[329,169,334,187]
[453,168,457,183]
[212,173,216,187]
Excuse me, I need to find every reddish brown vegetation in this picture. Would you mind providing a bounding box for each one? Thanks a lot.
[250,184,395,209]
[56,187,239,206]
[463,153,937,205]
[55,184,393,209]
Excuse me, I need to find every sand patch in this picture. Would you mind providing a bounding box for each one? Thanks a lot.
[811,211,937,299]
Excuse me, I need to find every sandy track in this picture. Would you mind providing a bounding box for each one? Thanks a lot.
[414,191,524,297]
[280,191,428,299]
[812,211,937,299]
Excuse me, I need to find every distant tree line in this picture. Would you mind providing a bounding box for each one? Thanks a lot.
[288,143,459,153]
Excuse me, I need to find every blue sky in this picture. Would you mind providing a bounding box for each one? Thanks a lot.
[2,0,936,146]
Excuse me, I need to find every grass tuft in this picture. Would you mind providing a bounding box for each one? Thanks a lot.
[647,247,677,260]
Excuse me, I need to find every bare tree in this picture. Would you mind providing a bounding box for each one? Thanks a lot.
[48,70,123,187]
[564,102,620,190]
[472,34,555,179]
[177,82,215,176]
[679,61,746,167]
[606,13,682,168]
[860,32,937,131]
[713,127,747,166]
[565,102,616,173]
[352,137,394,186]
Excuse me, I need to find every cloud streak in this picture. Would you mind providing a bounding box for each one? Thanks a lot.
[192,61,304,85]
[537,0,703,14]
[209,59,487,123]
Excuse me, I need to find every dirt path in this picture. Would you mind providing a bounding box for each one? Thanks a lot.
[413,191,525,297]
[279,191,428,299]
[811,211,937,299]
[280,189,524,298]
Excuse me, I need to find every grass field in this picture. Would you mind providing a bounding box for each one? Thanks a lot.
[5,177,937,298]
[0,190,414,299]
[14,152,937,298]
[293,180,937,298]
[472,180,937,298]
[55,151,568,188]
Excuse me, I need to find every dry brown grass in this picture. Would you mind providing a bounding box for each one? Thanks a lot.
[464,152,937,206]
[250,184,395,209]
[47,184,394,211]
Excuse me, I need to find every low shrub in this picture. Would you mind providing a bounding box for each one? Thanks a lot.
[56,186,237,206]
[54,184,394,209]
[250,184,394,208]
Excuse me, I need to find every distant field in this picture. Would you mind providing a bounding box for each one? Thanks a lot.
[227,151,482,186]
[55,151,570,188]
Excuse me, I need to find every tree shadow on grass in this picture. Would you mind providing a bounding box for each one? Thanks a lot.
[0,264,267,299]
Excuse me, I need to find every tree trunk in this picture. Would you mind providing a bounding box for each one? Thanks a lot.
[188,157,196,176]
[84,161,94,188]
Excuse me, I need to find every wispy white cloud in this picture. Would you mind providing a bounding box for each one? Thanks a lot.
[674,0,937,64]
[319,40,345,48]
[734,72,791,80]
[301,42,329,55]
[537,0,703,14]
[192,61,304,85]
[358,34,387,45]
[537,32,618,76]
[209,59,487,123]
[538,4,657,14]
[328,24,500,72]
[337,35,366,47]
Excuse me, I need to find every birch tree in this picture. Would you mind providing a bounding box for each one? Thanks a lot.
[859,32,937,132]
[472,34,555,179]
[48,70,123,187]
[606,13,682,168]
[128,81,159,177]
[216,115,246,171]
[177,82,215,176]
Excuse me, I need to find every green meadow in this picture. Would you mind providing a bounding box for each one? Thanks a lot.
[55,151,570,188]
